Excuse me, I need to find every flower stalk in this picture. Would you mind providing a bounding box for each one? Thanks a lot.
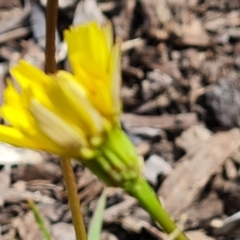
[60,158,87,240]
[45,1,87,240]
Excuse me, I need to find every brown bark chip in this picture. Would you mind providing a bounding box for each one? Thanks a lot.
[158,128,240,219]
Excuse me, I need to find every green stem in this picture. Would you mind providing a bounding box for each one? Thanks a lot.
[60,158,87,240]
[125,177,188,240]
[45,0,58,74]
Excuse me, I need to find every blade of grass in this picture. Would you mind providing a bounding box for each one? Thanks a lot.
[88,189,107,240]
[27,199,52,240]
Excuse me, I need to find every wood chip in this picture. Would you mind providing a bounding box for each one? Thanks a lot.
[51,222,75,240]
[0,168,11,206]
[224,158,238,180]
[186,230,215,240]
[103,197,136,223]
[175,125,212,154]
[159,128,240,219]
[122,113,198,131]
[184,192,223,228]
[120,216,166,240]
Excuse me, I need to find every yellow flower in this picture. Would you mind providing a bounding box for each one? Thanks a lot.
[0,21,140,187]
[0,22,121,160]
[0,22,187,239]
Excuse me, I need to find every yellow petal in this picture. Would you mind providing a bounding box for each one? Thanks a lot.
[1,105,37,135]
[10,60,50,89]
[64,22,111,75]
[4,80,20,106]
[10,60,54,110]
[0,125,42,149]
[0,104,63,154]
[55,71,104,133]
[29,99,88,150]
[64,21,121,119]
[67,54,114,116]
[41,74,100,136]
[88,77,114,117]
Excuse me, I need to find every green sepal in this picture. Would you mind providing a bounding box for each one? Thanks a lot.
[80,127,140,186]
[76,127,188,239]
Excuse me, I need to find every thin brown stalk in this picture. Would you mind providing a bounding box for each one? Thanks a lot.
[60,158,87,240]
[45,0,58,74]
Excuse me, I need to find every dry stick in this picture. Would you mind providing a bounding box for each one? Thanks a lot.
[44,1,87,240]
[45,0,58,74]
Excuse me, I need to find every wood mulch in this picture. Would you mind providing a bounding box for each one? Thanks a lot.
[1,0,240,239]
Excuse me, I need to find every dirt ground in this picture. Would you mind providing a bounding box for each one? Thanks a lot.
[1,0,240,239]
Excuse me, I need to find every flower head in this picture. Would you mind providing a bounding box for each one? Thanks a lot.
[0,22,121,159]
[0,21,140,187]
